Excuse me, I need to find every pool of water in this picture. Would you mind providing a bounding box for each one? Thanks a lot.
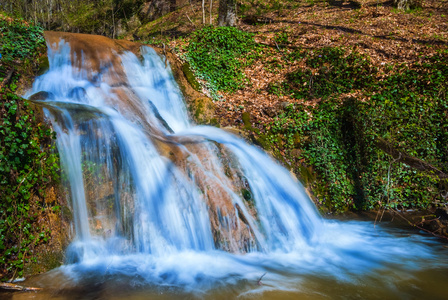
[3,219,447,300]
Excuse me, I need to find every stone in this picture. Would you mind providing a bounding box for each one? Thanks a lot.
[28,91,54,101]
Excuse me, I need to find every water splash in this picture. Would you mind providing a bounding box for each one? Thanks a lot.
[25,33,447,297]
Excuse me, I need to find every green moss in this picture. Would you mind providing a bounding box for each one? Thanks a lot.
[209,118,220,127]
[297,165,316,185]
[182,62,200,91]
[242,189,252,201]
[254,134,272,150]
[242,112,251,129]
[37,56,49,76]
[194,100,204,119]
[24,249,64,276]
[61,206,73,222]
[189,97,217,126]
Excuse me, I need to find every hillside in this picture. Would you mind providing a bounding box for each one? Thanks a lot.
[135,0,448,218]
[135,1,447,125]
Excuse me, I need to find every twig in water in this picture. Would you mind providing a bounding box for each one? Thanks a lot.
[392,209,448,241]
[257,272,267,286]
[374,204,382,229]
[0,282,42,291]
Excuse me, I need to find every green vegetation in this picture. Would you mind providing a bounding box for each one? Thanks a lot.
[0,17,45,61]
[1,0,144,37]
[285,47,377,99]
[185,26,258,95]
[0,14,60,280]
[182,62,201,91]
[265,48,448,212]
[268,47,377,98]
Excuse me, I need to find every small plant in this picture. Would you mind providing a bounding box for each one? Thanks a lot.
[274,31,290,45]
[185,26,258,94]
[0,15,45,62]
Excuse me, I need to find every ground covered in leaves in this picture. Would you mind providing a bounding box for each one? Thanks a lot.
[135,0,447,128]
[218,0,448,127]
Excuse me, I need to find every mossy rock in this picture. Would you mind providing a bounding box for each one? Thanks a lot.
[209,118,219,127]
[24,249,64,276]
[190,97,217,125]
[37,55,49,76]
[61,206,73,222]
[28,91,54,101]
[242,111,251,129]
[253,134,272,151]
[182,62,200,92]
[242,189,252,201]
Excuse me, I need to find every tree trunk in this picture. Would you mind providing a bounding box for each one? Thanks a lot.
[202,0,206,24]
[218,0,237,27]
[209,0,213,25]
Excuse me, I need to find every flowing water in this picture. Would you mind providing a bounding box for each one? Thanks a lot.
[12,32,448,299]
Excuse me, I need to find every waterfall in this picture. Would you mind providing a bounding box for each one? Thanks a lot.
[25,32,445,294]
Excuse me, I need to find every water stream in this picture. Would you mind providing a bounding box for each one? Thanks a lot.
[15,32,448,299]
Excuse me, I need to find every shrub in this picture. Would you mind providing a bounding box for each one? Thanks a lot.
[185,26,258,93]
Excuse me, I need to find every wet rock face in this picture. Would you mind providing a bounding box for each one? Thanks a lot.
[44,31,142,79]
[40,31,256,253]
[28,91,55,101]
[67,87,87,102]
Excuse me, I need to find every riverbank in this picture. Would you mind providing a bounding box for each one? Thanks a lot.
[0,13,69,281]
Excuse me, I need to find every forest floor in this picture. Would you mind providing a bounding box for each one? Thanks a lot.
[133,0,448,129]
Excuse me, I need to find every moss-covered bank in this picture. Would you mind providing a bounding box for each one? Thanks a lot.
[0,13,68,281]
[261,47,447,213]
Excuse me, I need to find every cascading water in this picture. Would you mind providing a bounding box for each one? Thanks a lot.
[24,32,447,299]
